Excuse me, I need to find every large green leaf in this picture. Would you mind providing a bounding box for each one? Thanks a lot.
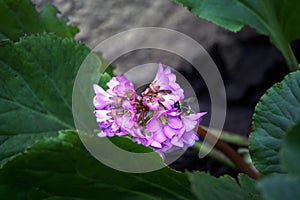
[0,34,90,165]
[0,0,78,41]
[258,174,300,200]
[188,173,261,200]
[249,71,300,174]
[257,122,300,200]
[0,130,194,199]
[280,121,300,177]
[173,0,300,70]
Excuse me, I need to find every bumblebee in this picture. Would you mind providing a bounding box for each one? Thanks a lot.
[173,100,192,115]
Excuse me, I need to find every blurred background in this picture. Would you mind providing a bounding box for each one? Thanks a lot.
[32,0,298,177]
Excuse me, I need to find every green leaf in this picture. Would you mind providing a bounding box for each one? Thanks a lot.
[249,71,300,174]
[280,121,300,177]
[109,136,153,153]
[0,33,7,42]
[0,130,194,200]
[39,3,78,37]
[0,0,78,41]
[188,173,261,200]
[0,34,90,165]
[257,121,300,200]
[173,0,300,70]
[98,72,112,90]
[258,174,300,200]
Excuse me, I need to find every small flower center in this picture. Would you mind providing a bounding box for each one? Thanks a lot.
[126,90,133,99]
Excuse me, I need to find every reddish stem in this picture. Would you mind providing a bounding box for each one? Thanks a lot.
[196,126,258,179]
[141,109,146,127]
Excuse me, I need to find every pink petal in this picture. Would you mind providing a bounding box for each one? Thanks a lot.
[116,131,128,136]
[189,112,207,121]
[161,93,181,110]
[182,117,197,132]
[163,125,178,139]
[164,66,171,75]
[133,138,149,146]
[95,110,111,122]
[182,131,198,145]
[115,116,134,129]
[153,128,167,143]
[151,141,162,148]
[97,131,106,137]
[93,84,102,93]
[93,84,112,109]
[106,76,119,90]
[170,137,184,148]
[147,118,161,132]
[93,96,110,110]
[111,122,119,132]
[106,131,116,137]
[167,116,183,129]
[154,62,164,81]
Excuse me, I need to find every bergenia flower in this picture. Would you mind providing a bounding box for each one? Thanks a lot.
[93,63,206,157]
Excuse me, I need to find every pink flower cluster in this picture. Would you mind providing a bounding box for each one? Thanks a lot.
[93,63,206,157]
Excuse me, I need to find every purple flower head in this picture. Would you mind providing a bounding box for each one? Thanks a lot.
[93,63,206,158]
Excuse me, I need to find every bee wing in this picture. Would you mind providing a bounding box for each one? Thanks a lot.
[181,96,199,114]
[183,96,196,104]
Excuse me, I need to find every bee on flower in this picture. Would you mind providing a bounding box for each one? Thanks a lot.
[93,63,206,157]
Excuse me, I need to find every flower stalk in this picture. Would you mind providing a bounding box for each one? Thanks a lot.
[196,126,259,179]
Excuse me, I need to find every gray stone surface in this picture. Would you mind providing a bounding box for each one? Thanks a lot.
[34,0,227,47]
[32,0,238,68]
